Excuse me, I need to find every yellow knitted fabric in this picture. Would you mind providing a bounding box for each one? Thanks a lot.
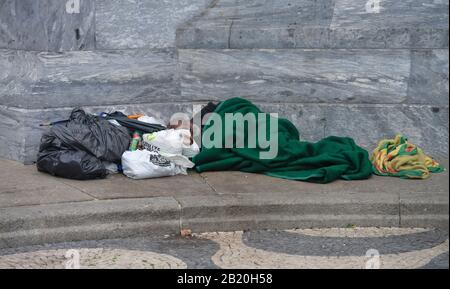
[371,135,444,179]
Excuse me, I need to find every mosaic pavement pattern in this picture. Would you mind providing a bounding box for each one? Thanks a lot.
[0,228,447,269]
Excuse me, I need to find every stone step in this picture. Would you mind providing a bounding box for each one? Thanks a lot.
[0,160,448,249]
[177,0,449,49]
[0,197,181,249]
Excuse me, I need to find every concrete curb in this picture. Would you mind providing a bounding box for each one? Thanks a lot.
[0,192,448,249]
[0,197,181,249]
[178,192,448,232]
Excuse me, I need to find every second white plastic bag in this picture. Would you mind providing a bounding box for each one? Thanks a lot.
[122,150,185,180]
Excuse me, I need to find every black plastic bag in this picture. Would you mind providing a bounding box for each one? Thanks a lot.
[37,109,130,180]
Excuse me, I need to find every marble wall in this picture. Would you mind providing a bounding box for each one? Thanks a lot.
[0,0,448,163]
[0,49,179,108]
[177,0,449,49]
[95,0,211,50]
[0,0,95,51]
[176,0,449,158]
[1,0,211,162]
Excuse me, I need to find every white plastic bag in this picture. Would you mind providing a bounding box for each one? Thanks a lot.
[143,129,183,155]
[143,129,199,158]
[122,150,185,180]
[122,129,199,180]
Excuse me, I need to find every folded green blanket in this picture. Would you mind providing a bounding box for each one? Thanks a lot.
[193,98,372,183]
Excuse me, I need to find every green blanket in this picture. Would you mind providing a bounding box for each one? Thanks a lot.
[193,98,372,183]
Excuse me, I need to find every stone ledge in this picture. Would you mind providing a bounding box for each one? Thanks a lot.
[0,197,181,234]
[0,221,180,250]
[0,158,447,248]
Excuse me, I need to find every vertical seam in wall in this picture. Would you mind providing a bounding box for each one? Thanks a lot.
[92,0,97,50]
[322,117,327,139]
[228,20,234,49]
[328,0,338,30]
[405,49,414,104]
[44,1,50,51]
[398,195,402,227]
[175,47,181,97]
[19,113,27,164]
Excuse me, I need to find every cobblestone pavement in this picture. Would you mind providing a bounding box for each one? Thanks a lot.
[0,228,448,269]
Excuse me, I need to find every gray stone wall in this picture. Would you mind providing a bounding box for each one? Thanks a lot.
[0,0,95,51]
[96,0,211,50]
[177,0,449,158]
[0,49,179,108]
[0,0,449,163]
[0,0,211,163]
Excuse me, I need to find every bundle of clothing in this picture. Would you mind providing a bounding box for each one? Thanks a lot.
[371,135,444,179]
